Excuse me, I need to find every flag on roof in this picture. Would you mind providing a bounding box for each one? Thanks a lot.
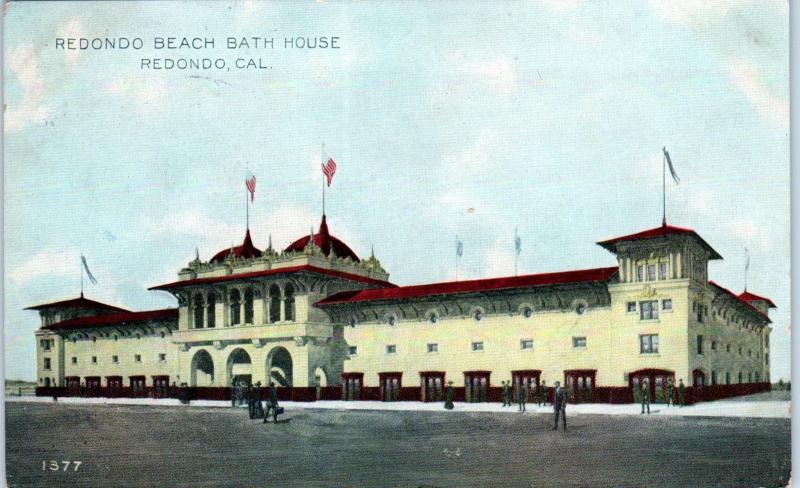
[321,156,337,187]
[245,171,257,202]
[81,255,97,285]
[663,147,680,184]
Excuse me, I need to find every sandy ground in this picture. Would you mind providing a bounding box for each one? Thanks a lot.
[5,401,790,488]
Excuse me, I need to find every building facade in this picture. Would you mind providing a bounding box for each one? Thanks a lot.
[32,216,773,403]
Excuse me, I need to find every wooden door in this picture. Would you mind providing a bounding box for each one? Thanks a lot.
[379,373,402,402]
[512,370,541,402]
[420,372,445,402]
[85,377,101,397]
[130,376,146,397]
[464,372,490,403]
[564,370,596,403]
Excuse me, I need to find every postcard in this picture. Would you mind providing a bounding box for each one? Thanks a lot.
[3,2,790,487]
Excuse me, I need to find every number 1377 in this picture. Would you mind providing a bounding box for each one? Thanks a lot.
[42,460,81,471]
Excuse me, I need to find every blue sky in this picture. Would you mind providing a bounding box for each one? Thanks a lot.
[4,1,789,381]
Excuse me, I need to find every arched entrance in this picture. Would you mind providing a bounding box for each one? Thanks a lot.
[266,347,293,387]
[227,348,252,386]
[190,350,215,386]
[314,367,328,401]
[629,369,675,404]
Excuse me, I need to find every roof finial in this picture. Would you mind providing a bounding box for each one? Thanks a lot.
[195,247,200,261]
[371,244,375,259]
[268,234,273,252]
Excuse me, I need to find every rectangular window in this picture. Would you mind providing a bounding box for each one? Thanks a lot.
[711,341,717,351]
[626,302,637,313]
[725,372,730,385]
[41,340,51,351]
[92,356,97,364]
[639,334,659,354]
[348,346,358,356]
[386,345,397,354]
[738,372,743,383]
[520,339,534,350]
[637,265,644,282]
[662,299,672,311]
[639,300,659,320]
[697,335,703,355]
[71,357,77,365]
[471,341,484,351]
[112,355,119,364]
[711,371,717,386]
[134,354,142,363]
[159,354,166,362]
[427,343,438,353]
[647,264,656,281]
[658,262,667,280]
[572,337,587,348]
[43,358,51,370]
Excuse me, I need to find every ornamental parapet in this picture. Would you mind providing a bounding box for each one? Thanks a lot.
[171,322,334,345]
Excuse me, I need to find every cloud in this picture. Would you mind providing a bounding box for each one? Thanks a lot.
[8,249,79,285]
[57,17,86,68]
[104,77,167,112]
[651,0,787,27]
[727,58,789,131]
[567,26,603,45]
[531,0,580,11]
[4,44,49,133]
[448,52,517,95]
[725,217,772,253]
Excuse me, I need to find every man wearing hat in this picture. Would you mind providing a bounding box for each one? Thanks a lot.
[263,382,280,424]
[444,380,455,410]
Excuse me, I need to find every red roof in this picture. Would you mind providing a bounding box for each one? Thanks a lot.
[738,291,777,309]
[210,229,262,263]
[316,267,618,306]
[149,264,395,290]
[284,215,360,262]
[597,224,722,260]
[43,308,178,331]
[25,295,129,313]
[708,281,771,323]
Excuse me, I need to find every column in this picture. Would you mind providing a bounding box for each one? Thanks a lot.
[280,295,286,322]
[263,293,270,325]
[202,294,208,329]
[239,288,246,326]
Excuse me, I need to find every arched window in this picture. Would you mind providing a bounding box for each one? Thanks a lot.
[230,289,241,325]
[284,283,295,322]
[244,288,254,324]
[207,293,216,328]
[193,294,204,329]
[269,285,281,323]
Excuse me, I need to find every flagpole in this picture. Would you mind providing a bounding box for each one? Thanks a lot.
[662,149,666,227]
[80,255,83,297]
[322,143,326,216]
[246,181,249,230]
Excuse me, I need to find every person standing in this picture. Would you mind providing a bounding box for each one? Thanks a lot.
[678,378,686,407]
[263,382,279,424]
[501,381,510,407]
[171,382,178,399]
[539,380,547,406]
[230,381,237,408]
[444,380,455,410]
[254,382,263,418]
[666,378,675,407]
[247,383,257,419]
[641,380,650,414]
[518,382,527,412]
[553,381,566,431]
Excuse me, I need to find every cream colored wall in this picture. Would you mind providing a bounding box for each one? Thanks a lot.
[688,292,771,385]
[35,331,63,386]
[343,282,692,388]
[61,333,179,385]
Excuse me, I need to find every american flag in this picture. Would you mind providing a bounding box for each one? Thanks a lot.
[321,156,337,187]
[245,171,256,201]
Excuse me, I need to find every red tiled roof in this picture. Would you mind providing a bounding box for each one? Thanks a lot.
[708,281,771,323]
[43,308,178,331]
[738,291,777,309]
[210,229,262,263]
[315,267,618,306]
[284,215,360,262]
[25,295,129,313]
[149,264,395,291]
[597,224,722,260]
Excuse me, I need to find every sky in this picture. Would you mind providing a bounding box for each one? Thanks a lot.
[3,1,789,381]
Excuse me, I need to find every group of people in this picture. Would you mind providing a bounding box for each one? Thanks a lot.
[499,380,551,412]
[639,378,686,414]
[230,380,281,424]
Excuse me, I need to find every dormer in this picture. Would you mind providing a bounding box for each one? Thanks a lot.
[597,224,722,285]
